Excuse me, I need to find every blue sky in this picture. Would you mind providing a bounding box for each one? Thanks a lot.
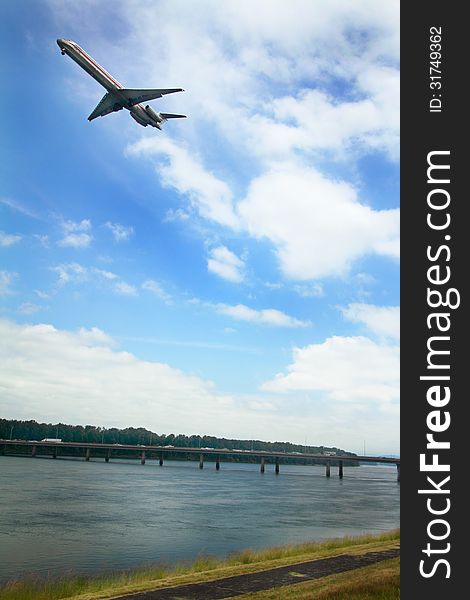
[0,0,399,454]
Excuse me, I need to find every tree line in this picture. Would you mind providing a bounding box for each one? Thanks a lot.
[0,419,358,464]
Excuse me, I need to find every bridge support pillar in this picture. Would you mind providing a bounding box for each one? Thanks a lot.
[159,454,163,467]
[85,448,91,462]
[338,460,343,479]
[260,457,265,473]
[199,453,204,469]
[396,463,400,482]
[105,450,110,463]
[275,456,280,475]
[1,444,5,456]
[216,456,220,470]
[31,445,37,458]
[141,451,146,465]
[52,447,57,459]
[326,462,330,477]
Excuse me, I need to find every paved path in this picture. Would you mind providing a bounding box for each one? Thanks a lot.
[113,547,399,600]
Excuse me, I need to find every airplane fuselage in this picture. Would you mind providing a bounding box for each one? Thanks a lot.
[58,39,122,91]
[57,39,185,129]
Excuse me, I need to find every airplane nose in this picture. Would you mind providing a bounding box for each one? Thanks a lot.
[57,39,67,54]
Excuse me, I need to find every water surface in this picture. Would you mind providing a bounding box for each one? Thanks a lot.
[0,455,399,582]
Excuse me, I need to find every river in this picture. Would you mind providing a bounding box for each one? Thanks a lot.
[0,455,399,583]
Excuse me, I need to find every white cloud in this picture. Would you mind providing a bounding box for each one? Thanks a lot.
[262,336,399,407]
[114,281,138,296]
[0,231,22,247]
[0,271,17,297]
[256,65,399,160]
[51,262,88,285]
[342,303,400,340]
[294,283,324,298]
[113,1,399,282]
[216,303,311,328]
[62,219,92,233]
[105,221,134,242]
[93,268,118,281]
[238,164,399,279]
[17,303,43,315]
[163,208,190,223]
[207,246,245,283]
[58,219,93,248]
[126,138,239,229]
[50,264,141,299]
[58,233,93,248]
[0,319,254,437]
[0,319,398,452]
[141,279,172,303]
[35,290,51,300]
[34,234,50,248]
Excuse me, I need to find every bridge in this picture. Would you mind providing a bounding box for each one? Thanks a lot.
[0,439,400,481]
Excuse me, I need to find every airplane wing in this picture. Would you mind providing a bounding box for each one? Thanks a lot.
[120,88,184,107]
[88,92,121,121]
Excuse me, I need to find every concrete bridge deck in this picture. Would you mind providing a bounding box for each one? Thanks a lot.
[0,439,400,480]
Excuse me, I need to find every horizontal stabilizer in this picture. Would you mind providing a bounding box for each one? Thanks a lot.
[160,113,187,120]
[88,92,121,121]
[120,88,184,107]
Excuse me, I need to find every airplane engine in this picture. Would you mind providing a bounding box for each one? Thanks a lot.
[145,105,164,123]
[130,111,149,127]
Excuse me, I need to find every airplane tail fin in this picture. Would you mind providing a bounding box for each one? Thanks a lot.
[160,113,187,120]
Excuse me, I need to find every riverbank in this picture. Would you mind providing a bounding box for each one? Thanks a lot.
[0,530,399,600]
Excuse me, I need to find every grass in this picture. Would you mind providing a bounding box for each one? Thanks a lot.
[0,530,399,600]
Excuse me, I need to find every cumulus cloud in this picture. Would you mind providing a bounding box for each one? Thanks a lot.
[127,138,239,229]
[0,319,279,439]
[58,219,93,248]
[238,164,399,280]
[51,262,88,285]
[0,231,22,247]
[0,319,399,451]
[342,303,400,340]
[105,221,134,242]
[216,303,311,328]
[112,1,400,282]
[262,336,399,407]
[257,64,399,160]
[207,246,245,283]
[0,319,218,430]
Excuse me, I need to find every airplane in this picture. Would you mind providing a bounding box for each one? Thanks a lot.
[57,39,186,130]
